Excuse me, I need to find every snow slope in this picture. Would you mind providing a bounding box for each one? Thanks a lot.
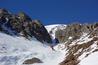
[46,24,98,65]
[45,24,66,39]
[0,24,98,65]
[0,32,66,65]
[79,52,98,65]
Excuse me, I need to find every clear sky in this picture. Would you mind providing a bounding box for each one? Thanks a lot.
[0,0,98,25]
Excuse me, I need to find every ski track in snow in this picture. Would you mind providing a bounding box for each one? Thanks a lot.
[0,32,66,65]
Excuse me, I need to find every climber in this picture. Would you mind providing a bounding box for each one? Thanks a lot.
[50,37,59,51]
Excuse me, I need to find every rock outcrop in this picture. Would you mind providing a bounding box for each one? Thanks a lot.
[55,23,98,43]
[23,57,43,64]
[53,23,98,65]
[60,37,98,65]
[0,8,52,43]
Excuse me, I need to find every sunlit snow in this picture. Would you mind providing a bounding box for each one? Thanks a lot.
[79,52,98,65]
[0,32,65,65]
[45,24,66,39]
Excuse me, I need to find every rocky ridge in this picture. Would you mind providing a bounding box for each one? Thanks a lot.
[0,8,52,43]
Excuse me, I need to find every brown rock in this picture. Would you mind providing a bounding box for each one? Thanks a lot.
[23,57,43,64]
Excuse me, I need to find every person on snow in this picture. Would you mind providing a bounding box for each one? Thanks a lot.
[50,37,59,51]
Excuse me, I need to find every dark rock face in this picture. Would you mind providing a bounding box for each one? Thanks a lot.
[0,8,52,43]
[30,20,52,43]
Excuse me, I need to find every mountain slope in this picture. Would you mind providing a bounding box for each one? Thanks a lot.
[46,24,98,65]
[0,32,66,65]
[1,8,98,65]
[1,25,98,65]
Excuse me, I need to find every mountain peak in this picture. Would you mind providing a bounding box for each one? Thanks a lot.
[0,9,52,43]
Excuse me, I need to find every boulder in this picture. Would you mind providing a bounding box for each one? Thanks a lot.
[23,57,43,64]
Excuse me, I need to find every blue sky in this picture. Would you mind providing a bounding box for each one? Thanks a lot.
[0,0,98,25]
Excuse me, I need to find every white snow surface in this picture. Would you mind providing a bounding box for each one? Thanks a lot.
[45,24,66,32]
[78,40,98,63]
[0,32,66,65]
[79,52,98,65]
[45,24,66,39]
